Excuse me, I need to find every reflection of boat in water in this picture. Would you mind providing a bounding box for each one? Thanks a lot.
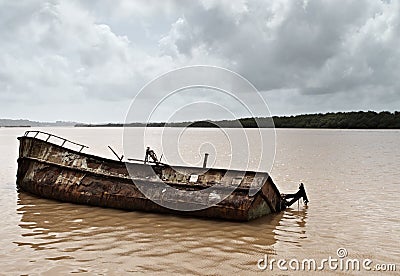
[16,192,308,257]
[16,192,284,251]
[15,191,309,275]
[289,206,308,230]
[17,131,287,221]
[274,206,309,246]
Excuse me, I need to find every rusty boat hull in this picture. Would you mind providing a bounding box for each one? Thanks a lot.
[16,133,286,221]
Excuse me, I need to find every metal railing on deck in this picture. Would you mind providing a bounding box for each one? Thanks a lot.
[24,131,89,152]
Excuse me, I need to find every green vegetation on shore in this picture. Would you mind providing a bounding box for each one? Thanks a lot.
[273,111,400,129]
[0,119,76,127]
[75,111,400,129]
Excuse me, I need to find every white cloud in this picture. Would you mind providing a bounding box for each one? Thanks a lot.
[0,1,174,111]
[0,0,399,122]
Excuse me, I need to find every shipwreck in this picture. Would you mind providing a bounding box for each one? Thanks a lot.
[16,131,307,221]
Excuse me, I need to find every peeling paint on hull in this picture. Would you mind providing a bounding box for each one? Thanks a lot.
[16,136,285,221]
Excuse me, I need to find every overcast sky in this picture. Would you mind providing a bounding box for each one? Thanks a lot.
[1,0,399,123]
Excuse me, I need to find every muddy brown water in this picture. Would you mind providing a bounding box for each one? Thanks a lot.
[1,127,399,275]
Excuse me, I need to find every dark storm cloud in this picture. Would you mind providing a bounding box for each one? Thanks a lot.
[161,0,400,95]
[0,0,399,122]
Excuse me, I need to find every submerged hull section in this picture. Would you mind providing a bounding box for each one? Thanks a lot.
[17,135,285,221]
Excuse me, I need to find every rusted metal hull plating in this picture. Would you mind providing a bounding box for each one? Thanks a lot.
[17,136,286,221]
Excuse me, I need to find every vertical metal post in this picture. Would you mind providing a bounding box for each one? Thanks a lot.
[202,153,209,168]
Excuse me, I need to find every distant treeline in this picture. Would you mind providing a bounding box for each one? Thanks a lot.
[0,125,31,128]
[273,111,400,129]
[0,118,77,127]
[75,111,400,129]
